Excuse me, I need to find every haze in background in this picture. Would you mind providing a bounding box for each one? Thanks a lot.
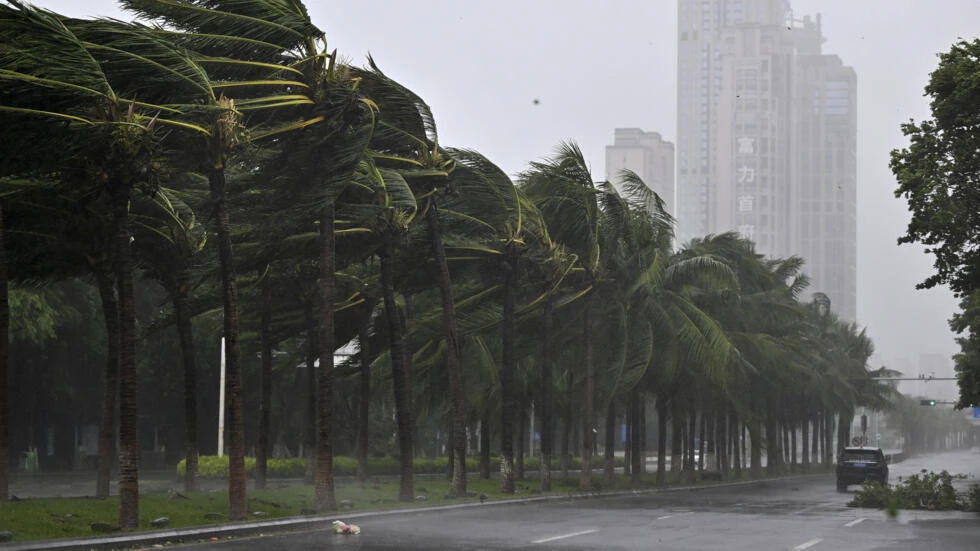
[30,0,980,390]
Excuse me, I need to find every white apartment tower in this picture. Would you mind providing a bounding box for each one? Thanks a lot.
[605,129,675,215]
[676,0,857,320]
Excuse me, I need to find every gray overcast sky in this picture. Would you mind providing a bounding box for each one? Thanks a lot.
[28,0,980,374]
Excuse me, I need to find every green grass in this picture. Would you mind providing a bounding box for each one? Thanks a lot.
[0,465,818,543]
[0,476,541,542]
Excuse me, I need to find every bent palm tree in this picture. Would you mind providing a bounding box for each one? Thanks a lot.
[121,0,374,513]
[0,4,217,526]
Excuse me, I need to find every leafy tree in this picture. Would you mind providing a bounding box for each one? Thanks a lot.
[892,39,980,297]
[950,291,980,408]
[891,39,980,408]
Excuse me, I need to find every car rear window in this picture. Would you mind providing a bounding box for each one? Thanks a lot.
[841,449,878,461]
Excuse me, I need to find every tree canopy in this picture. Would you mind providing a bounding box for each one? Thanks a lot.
[891,38,980,408]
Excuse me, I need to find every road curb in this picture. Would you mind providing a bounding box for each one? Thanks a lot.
[0,472,832,550]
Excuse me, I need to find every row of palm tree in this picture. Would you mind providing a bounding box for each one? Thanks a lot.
[0,0,892,530]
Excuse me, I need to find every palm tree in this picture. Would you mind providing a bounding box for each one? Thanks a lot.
[522,143,693,491]
[121,0,376,512]
[0,200,7,501]
[0,4,218,525]
[130,190,207,492]
[520,142,605,490]
[433,148,561,493]
[353,63,464,494]
[348,159,418,500]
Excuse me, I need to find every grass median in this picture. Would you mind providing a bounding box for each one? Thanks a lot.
[0,463,826,543]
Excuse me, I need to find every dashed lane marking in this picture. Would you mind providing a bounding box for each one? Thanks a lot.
[532,529,599,544]
[792,538,823,550]
[656,515,672,520]
[845,517,866,527]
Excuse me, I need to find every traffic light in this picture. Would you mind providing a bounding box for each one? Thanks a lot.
[920,399,936,406]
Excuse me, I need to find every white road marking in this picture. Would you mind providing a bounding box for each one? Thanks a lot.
[792,538,823,550]
[532,529,599,544]
[656,515,672,520]
[845,517,866,527]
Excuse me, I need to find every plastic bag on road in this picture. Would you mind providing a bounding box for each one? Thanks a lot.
[332,520,361,535]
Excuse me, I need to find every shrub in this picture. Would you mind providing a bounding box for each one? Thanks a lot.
[849,469,971,511]
[332,456,358,476]
[848,480,891,508]
[896,470,960,510]
[964,484,980,512]
[176,456,304,479]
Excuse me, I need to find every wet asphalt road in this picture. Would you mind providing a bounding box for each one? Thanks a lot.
[159,449,980,551]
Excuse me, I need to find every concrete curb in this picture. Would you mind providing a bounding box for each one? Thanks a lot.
[0,472,832,550]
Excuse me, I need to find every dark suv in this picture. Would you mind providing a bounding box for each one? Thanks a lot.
[836,446,888,491]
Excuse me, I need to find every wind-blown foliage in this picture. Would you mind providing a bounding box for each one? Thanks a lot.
[0,0,897,529]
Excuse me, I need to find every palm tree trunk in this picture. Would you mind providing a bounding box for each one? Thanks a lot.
[698,409,707,471]
[782,420,790,469]
[813,413,821,466]
[731,413,741,477]
[630,389,642,483]
[480,408,491,479]
[315,201,337,511]
[381,233,414,501]
[499,253,517,494]
[604,400,616,486]
[686,408,698,482]
[426,202,466,497]
[741,421,748,473]
[209,168,246,521]
[765,414,779,475]
[95,270,119,500]
[303,306,317,484]
[790,421,798,473]
[579,300,595,491]
[447,420,455,481]
[539,299,553,492]
[656,397,667,485]
[800,413,810,473]
[718,408,728,479]
[837,410,853,453]
[356,301,373,483]
[173,280,200,493]
[113,186,139,530]
[0,206,8,501]
[256,273,272,491]
[639,397,647,475]
[516,402,526,481]
[824,412,835,465]
[670,403,682,474]
[749,420,762,479]
[560,404,570,479]
[624,399,632,478]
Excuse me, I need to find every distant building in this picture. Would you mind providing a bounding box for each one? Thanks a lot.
[605,128,675,216]
[675,0,857,320]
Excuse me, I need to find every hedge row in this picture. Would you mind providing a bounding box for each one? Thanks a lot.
[176,455,624,479]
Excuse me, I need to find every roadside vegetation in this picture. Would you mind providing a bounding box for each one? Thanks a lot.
[0,462,812,543]
[849,470,980,513]
[6,0,967,540]
[175,455,623,480]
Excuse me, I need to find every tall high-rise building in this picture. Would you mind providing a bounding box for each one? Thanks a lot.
[676,0,857,320]
[792,15,857,320]
[605,128,675,214]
